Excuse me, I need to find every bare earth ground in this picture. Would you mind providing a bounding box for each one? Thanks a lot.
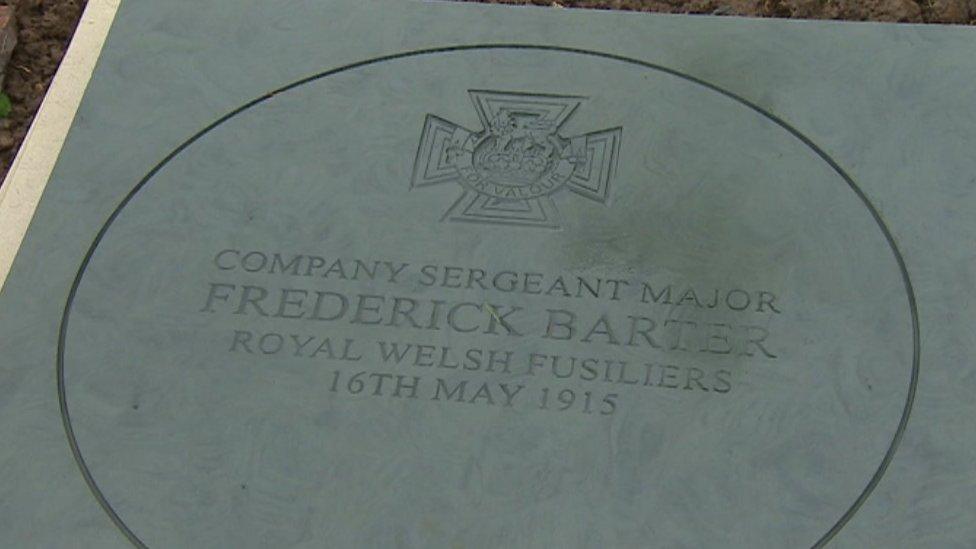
[469,0,976,22]
[0,0,972,183]
[0,0,84,177]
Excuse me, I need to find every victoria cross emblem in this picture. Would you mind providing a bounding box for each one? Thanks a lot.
[411,90,622,229]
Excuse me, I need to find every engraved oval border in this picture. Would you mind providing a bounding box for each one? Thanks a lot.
[57,45,921,549]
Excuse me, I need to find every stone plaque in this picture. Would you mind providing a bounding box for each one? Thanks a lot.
[1,2,974,548]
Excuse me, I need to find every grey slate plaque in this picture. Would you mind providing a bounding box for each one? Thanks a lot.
[1,1,974,547]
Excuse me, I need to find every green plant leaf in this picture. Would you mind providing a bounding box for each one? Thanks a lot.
[0,92,11,118]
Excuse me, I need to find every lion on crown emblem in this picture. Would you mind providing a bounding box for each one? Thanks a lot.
[412,90,622,229]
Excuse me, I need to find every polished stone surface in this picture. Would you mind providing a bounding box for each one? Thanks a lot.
[0,2,974,547]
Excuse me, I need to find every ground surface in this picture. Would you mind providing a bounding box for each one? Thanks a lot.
[470,0,976,22]
[0,0,972,183]
[0,0,84,177]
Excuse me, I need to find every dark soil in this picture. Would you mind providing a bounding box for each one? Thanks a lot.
[0,0,972,184]
[0,0,85,179]
[468,0,976,23]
